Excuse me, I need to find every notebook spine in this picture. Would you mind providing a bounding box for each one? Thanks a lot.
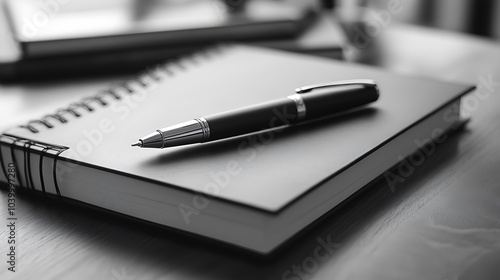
[0,134,68,197]
[17,45,227,134]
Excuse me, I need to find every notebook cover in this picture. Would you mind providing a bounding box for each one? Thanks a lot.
[1,45,474,212]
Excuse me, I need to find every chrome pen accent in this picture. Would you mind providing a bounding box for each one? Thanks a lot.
[287,94,307,121]
[133,119,211,148]
[295,79,378,94]
[195,117,211,140]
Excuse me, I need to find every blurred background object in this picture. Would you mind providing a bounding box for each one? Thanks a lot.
[343,0,500,39]
[0,0,328,82]
[3,0,500,83]
[5,0,316,58]
[326,0,500,65]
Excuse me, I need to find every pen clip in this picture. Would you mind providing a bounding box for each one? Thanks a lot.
[295,79,378,94]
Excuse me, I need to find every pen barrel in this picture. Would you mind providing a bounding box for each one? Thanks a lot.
[204,85,378,142]
[205,99,300,140]
[300,85,379,119]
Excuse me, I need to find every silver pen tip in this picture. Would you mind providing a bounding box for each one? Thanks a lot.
[131,141,142,147]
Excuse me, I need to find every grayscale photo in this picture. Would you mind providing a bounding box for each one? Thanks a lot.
[0,1,499,279]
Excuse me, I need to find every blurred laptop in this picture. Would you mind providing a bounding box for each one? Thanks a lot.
[0,0,344,81]
[5,0,316,57]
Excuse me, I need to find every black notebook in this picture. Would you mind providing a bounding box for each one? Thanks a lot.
[0,45,475,254]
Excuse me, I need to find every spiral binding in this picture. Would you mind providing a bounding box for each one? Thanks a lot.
[0,134,69,197]
[1,45,230,198]
[18,45,229,133]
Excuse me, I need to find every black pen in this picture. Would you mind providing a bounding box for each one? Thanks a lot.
[131,79,379,149]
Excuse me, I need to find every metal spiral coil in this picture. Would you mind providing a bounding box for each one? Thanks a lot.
[16,45,227,134]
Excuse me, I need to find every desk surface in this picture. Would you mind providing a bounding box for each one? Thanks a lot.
[1,23,500,280]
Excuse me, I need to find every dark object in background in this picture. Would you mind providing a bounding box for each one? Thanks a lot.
[0,0,318,82]
[5,0,315,58]
[320,0,335,9]
[0,14,346,83]
[223,0,248,13]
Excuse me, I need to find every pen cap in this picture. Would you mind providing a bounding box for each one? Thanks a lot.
[300,84,379,119]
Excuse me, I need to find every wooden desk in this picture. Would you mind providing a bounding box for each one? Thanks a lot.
[1,24,500,280]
